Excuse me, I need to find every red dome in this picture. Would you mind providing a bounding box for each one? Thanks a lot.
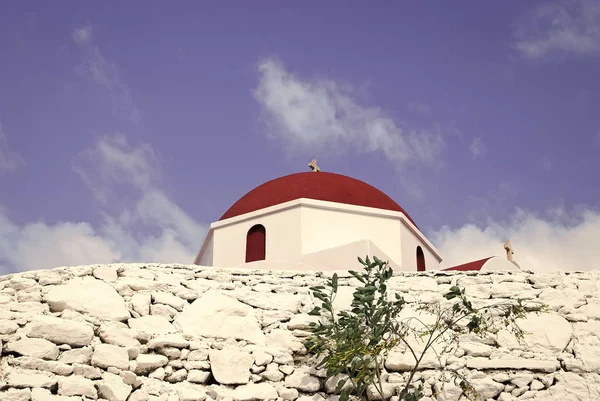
[219,172,418,227]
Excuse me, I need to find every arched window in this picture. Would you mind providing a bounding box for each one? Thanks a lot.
[416,246,426,272]
[245,224,266,263]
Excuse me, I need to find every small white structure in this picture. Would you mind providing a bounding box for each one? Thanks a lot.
[195,168,442,272]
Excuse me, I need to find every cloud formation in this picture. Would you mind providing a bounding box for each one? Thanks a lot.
[432,206,600,272]
[469,137,486,159]
[253,58,444,170]
[515,0,600,59]
[0,135,205,274]
[72,24,142,125]
[0,121,24,175]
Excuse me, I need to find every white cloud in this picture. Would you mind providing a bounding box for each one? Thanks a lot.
[72,24,141,125]
[0,121,24,175]
[515,0,600,59]
[0,135,205,274]
[469,137,486,159]
[253,58,444,170]
[72,25,92,44]
[432,207,600,272]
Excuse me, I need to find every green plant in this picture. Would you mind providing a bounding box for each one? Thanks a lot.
[304,256,539,401]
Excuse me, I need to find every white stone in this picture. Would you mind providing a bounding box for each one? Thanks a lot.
[471,378,505,400]
[0,319,19,334]
[134,354,169,374]
[147,333,189,349]
[287,313,320,330]
[27,315,94,346]
[131,293,151,316]
[129,390,151,401]
[45,277,130,321]
[209,346,254,384]
[497,313,572,354]
[58,347,92,364]
[58,375,98,399]
[284,367,321,392]
[1,388,31,401]
[232,382,278,401]
[466,358,560,372]
[177,386,207,401]
[188,369,211,384]
[31,387,81,401]
[266,329,306,354]
[6,338,60,360]
[92,343,130,370]
[9,356,73,376]
[261,363,284,382]
[93,265,118,282]
[97,372,132,401]
[235,290,302,312]
[6,368,57,388]
[99,322,142,348]
[128,315,177,337]
[152,291,186,311]
[511,373,534,388]
[174,290,265,344]
[252,350,273,366]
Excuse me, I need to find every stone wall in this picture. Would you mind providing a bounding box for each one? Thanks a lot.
[0,263,599,401]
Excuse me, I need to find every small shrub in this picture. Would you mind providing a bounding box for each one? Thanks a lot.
[304,256,541,401]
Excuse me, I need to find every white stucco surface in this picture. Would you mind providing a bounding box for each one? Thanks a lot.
[196,199,441,272]
[0,264,599,401]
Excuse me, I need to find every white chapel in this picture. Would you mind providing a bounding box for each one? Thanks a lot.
[194,160,519,272]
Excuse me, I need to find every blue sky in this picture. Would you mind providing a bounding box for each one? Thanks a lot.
[1,1,599,273]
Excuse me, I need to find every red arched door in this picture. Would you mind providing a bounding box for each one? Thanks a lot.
[245,224,266,262]
[416,246,426,272]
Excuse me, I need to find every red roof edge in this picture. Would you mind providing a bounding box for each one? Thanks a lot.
[443,256,494,271]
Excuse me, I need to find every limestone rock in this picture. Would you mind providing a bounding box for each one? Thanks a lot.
[6,368,57,388]
[93,265,118,282]
[97,372,132,401]
[92,344,130,370]
[99,322,141,348]
[284,367,321,392]
[1,388,31,401]
[497,313,572,354]
[152,291,186,311]
[129,390,151,401]
[128,315,177,337]
[209,346,254,385]
[134,354,169,374]
[177,386,207,401]
[0,319,19,334]
[266,328,306,354]
[45,277,130,321]
[146,333,189,349]
[58,347,92,364]
[188,369,211,384]
[131,293,151,316]
[27,315,94,346]
[58,375,98,399]
[9,356,73,376]
[174,290,265,344]
[233,382,278,401]
[6,338,60,360]
[466,358,560,372]
[73,363,102,379]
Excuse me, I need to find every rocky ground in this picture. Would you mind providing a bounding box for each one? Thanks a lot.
[0,263,600,401]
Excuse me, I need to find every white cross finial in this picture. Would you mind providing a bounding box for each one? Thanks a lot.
[308,158,320,172]
[504,240,514,262]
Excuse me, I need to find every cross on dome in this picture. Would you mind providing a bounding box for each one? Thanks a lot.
[308,158,320,172]
[504,240,514,262]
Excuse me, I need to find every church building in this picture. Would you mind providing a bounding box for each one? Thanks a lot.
[194,160,519,272]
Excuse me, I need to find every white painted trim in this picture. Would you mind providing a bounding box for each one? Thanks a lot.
[194,198,442,264]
